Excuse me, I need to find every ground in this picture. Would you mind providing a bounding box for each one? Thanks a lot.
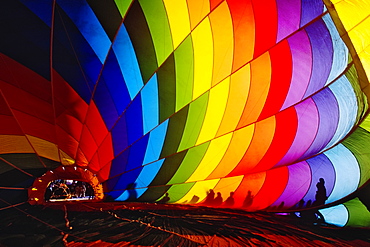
[0,202,369,246]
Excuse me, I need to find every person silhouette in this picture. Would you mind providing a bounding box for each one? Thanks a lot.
[243,190,254,208]
[204,189,215,205]
[158,192,170,203]
[314,178,328,206]
[224,192,235,207]
[213,192,223,206]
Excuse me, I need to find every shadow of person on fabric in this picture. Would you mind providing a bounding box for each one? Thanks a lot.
[126,182,138,201]
[242,190,254,209]
[158,192,170,204]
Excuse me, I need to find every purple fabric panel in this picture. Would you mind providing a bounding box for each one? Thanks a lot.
[300,0,324,27]
[301,88,339,160]
[271,161,311,208]
[303,19,333,98]
[302,154,335,206]
[282,30,312,110]
[277,98,318,166]
[276,0,301,42]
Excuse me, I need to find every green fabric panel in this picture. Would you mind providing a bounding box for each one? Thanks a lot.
[345,65,368,123]
[158,182,195,202]
[344,197,370,227]
[177,92,209,152]
[114,0,134,18]
[151,150,188,187]
[137,184,171,202]
[342,127,370,186]
[158,53,176,122]
[124,1,157,83]
[160,105,189,158]
[167,142,209,185]
[86,0,122,41]
[139,0,173,66]
[174,36,194,111]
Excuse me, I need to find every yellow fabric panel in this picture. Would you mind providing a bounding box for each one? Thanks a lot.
[27,135,60,162]
[192,17,214,100]
[163,0,191,49]
[175,178,220,203]
[216,64,251,137]
[196,77,230,145]
[213,175,244,203]
[0,135,34,154]
[238,52,272,127]
[332,0,370,31]
[187,133,233,182]
[238,116,276,172]
[59,150,76,166]
[359,49,370,83]
[187,0,210,30]
[209,1,234,86]
[207,124,255,179]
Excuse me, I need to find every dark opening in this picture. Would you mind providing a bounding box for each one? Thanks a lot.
[45,179,95,202]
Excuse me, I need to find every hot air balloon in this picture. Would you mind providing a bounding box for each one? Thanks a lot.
[0,0,370,230]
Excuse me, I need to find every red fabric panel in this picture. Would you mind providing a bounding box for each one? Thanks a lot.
[56,125,79,159]
[0,54,51,102]
[78,127,98,162]
[53,70,88,123]
[252,107,298,173]
[0,80,54,124]
[97,134,114,170]
[0,115,23,135]
[12,110,55,143]
[258,40,292,120]
[85,101,108,145]
[56,113,83,141]
[252,0,278,58]
[98,161,111,182]
[251,166,289,210]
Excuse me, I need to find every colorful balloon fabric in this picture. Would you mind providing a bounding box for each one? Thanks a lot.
[1,0,370,227]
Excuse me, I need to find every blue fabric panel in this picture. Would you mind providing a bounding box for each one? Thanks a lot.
[325,144,360,203]
[325,76,358,149]
[304,19,333,97]
[126,96,144,145]
[133,159,165,198]
[57,0,111,63]
[141,74,159,134]
[53,5,101,102]
[93,78,119,130]
[112,24,143,99]
[101,50,131,115]
[303,154,335,204]
[115,188,147,201]
[113,167,143,195]
[319,204,348,227]
[0,1,51,80]
[109,149,129,178]
[302,88,339,159]
[322,14,348,84]
[125,134,149,171]
[19,0,52,26]
[143,120,169,165]
[300,0,324,27]
[111,114,128,156]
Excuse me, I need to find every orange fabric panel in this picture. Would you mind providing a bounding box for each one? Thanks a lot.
[232,172,266,208]
[229,116,275,176]
[227,0,255,72]
[237,52,272,127]
[187,0,210,30]
[56,125,79,161]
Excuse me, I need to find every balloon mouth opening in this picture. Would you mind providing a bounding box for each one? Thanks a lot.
[28,166,104,205]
